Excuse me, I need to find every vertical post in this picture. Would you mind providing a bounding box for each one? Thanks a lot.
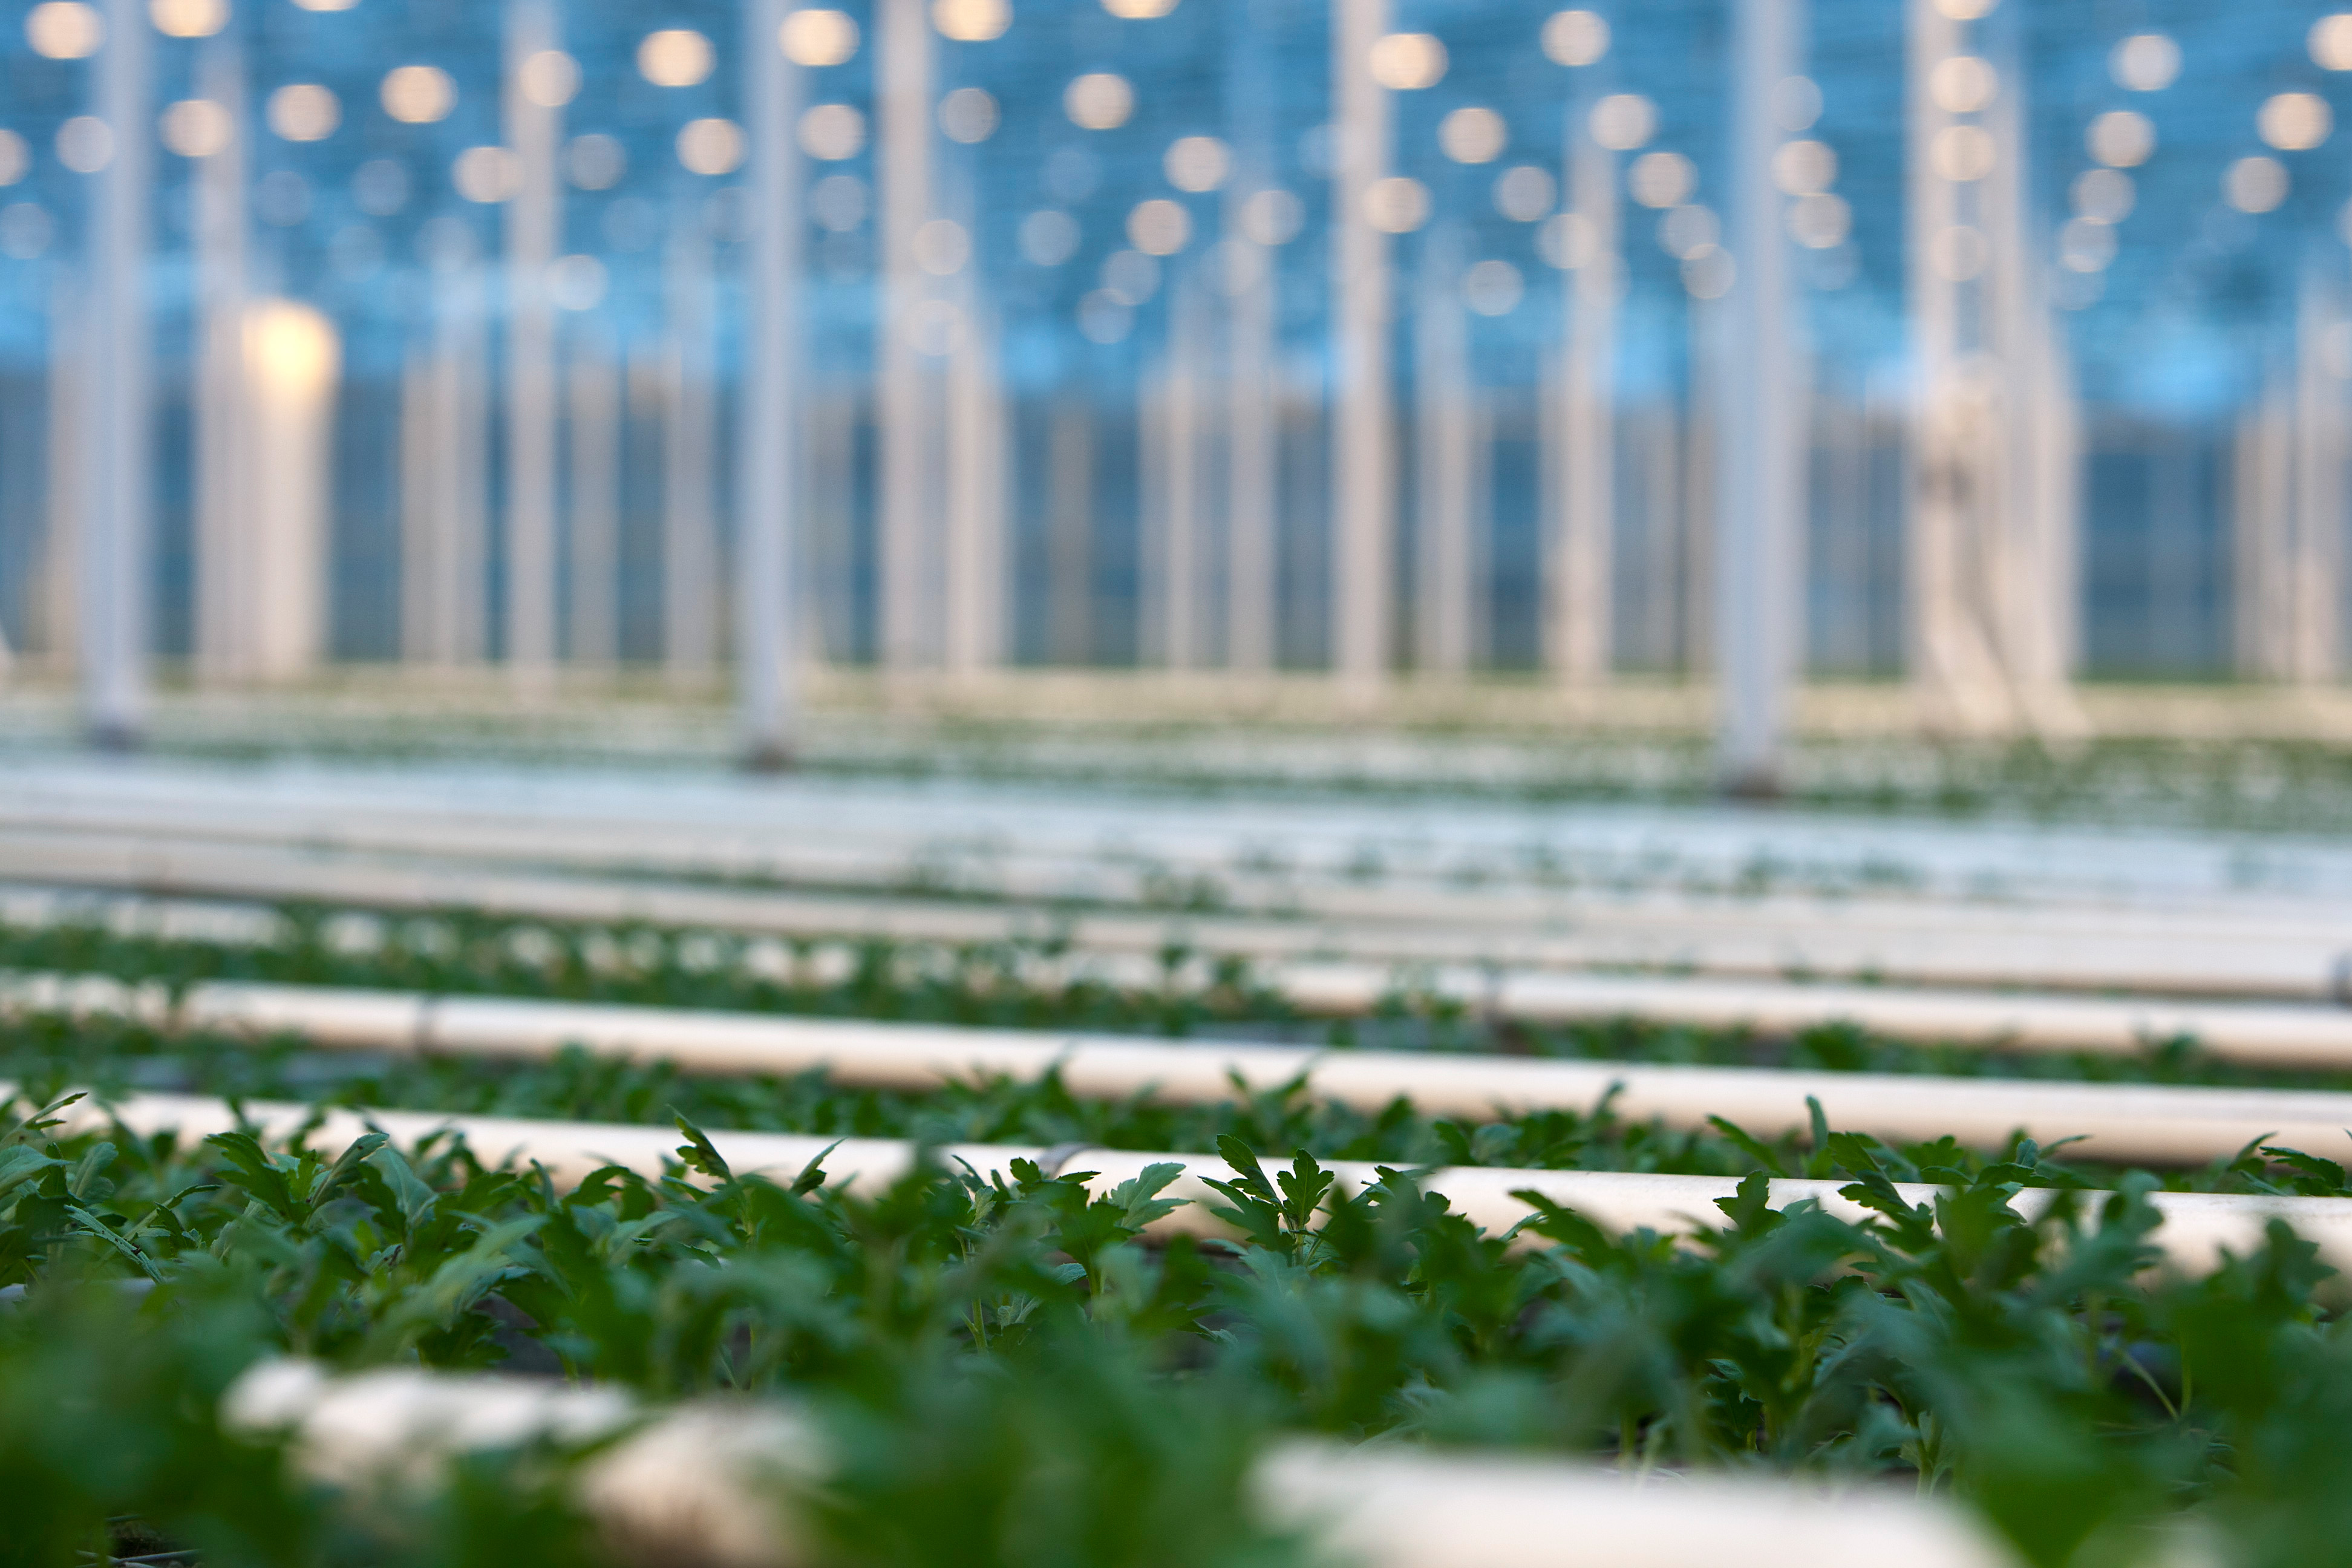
[1330,0,1393,706]
[1160,277,1204,671]
[944,299,1002,679]
[876,0,931,673]
[662,205,718,679]
[192,35,248,684]
[566,332,621,665]
[1715,0,1804,792]
[241,302,338,680]
[1048,402,1094,665]
[1414,226,1472,676]
[1557,91,1619,683]
[83,0,151,746]
[42,278,84,665]
[739,0,802,762]
[1224,0,1278,676]
[504,0,562,696]
[2293,269,2343,684]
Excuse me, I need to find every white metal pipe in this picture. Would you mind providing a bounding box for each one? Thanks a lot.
[738,0,803,764]
[16,831,2352,1001]
[504,0,563,697]
[82,0,153,746]
[1330,0,1393,706]
[28,875,2352,1061]
[15,803,2352,969]
[230,1361,2019,1568]
[39,1085,2352,1277]
[25,973,2352,1163]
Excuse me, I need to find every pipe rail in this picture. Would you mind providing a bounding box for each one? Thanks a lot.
[221,1360,2022,1568]
[31,1087,2352,1282]
[19,889,2352,1065]
[11,803,2348,953]
[18,973,2352,1166]
[5,832,2350,999]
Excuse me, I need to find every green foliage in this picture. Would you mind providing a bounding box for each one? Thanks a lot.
[0,1068,2347,1566]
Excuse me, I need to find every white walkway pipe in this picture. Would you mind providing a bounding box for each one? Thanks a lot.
[22,975,2352,1165]
[41,1086,2352,1282]
[25,889,2352,1063]
[9,830,2352,1001]
[222,1362,2020,1568]
[16,806,2352,970]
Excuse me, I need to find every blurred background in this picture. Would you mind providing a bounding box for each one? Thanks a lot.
[2,0,2350,794]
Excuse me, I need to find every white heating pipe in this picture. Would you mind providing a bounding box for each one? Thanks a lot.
[227,1363,2020,1568]
[25,886,2352,1062]
[738,0,803,765]
[8,827,2352,1001]
[21,974,2352,1163]
[25,795,2352,952]
[82,0,154,747]
[38,1085,2352,1279]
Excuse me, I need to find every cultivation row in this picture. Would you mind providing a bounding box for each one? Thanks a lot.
[27,880,2352,1062]
[21,748,2352,906]
[3,1057,2348,1567]
[22,973,2352,1168]
[15,820,2352,998]
[20,905,2352,1099]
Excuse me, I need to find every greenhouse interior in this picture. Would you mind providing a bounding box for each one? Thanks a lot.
[13,2,2352,1566]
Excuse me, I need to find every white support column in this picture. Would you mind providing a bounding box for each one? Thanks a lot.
[1047,400,1093,665]
[1716,0,1805,792]
[191,36,249,686]
[1158,278,1206,671]
[944,298,1002,680]
[1224,217,1277,678]
[1906,0,2015,733]
[82,0,152,746]
[875,0,932,673]
[405,254,491,667]
[1224,17,1279,679]
[40,278,83,664]
[503,0,564,696]
[1982,8,2082,733]
[662,206,718,680]
[1414,227,1472,677]
[2234,366,2293,681]
[738,0,803,762]
[1557,94,1618,684]
[1330,0,1393,705]
[2292,269,2343,685]
[240,301,338,681]
[566,332,621,667]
